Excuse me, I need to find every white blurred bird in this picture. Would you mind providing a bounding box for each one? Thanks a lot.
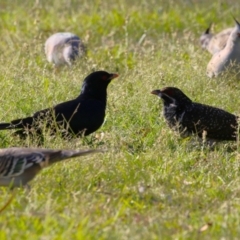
[0,147,101,187]
[45,32,86,67]
[200,24,233,55]
[206,19,240,78]
[200,24,213,51]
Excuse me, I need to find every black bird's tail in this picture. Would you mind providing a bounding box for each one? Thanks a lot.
[0,117,34,130]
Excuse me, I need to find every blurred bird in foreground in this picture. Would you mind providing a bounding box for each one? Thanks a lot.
[45,32,86,67]
[207,18,240,78]
[0,71,118,139]
[0,147,102,187]
[200,24,233,55]
[151,87,238,142]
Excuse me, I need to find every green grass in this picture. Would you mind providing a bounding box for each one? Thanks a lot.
[1,0,240,239]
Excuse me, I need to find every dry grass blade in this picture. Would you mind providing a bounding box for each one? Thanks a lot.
[0,190,16,214]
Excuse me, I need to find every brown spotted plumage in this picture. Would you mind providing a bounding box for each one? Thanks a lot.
[151,87,238,141]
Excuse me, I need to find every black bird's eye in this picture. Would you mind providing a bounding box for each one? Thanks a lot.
[162,88,173,96]
[101,75,108,80]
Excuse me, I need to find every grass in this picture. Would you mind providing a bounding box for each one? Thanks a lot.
[1,0,240,239]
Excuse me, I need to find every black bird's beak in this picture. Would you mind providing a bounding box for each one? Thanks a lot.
[151,89,162,97]
[109,73,119,80]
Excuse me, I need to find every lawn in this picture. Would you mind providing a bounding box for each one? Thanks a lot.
[1,0,240,239]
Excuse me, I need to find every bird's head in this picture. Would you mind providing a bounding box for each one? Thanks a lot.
[151,87,192,106]
[229,17,240,43]
[200,23,213,49]
[81,71,119,100]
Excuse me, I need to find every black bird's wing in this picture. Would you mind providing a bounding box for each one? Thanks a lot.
[52,97,106,136]
[0,97,106,137]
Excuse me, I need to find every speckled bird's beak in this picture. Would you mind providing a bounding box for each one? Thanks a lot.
[151,89,161,96]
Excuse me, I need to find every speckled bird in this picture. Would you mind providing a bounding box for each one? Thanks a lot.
[0,147,102,187]
[151,87,238,141]
[45,32,86,67]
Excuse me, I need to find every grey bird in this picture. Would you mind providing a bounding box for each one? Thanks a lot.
[151,87,238,142]
[207,19,240,78]
[0,148,101,187]
[200,24,233,55]
[45,32,86,67]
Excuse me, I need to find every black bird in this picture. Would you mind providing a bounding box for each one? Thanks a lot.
[0,71,118,138]
[151,87,238,141]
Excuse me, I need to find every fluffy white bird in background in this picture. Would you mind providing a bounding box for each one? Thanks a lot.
[206,19,240,78]
[45,32,86,67]
[200,24,233,55]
